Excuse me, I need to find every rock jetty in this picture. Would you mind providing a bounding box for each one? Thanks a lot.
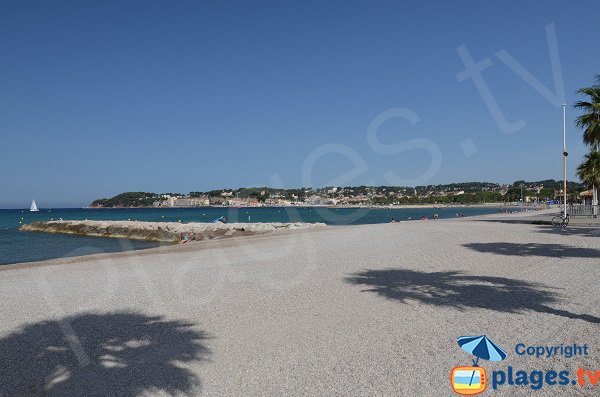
[20,220,326,243]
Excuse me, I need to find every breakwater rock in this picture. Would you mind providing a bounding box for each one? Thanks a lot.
[20,220,326,243]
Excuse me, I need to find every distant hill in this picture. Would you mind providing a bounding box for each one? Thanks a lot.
[91,192,160,208]
[90,179,585,207]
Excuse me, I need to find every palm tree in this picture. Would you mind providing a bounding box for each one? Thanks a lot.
[576,150,600,215]
[577,150,600,187]
[574,74,600,148]
[575,74,600,215]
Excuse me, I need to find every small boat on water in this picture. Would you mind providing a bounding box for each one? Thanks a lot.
[30,199,39,212]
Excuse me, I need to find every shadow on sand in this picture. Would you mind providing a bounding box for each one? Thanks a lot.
[463,242,600,258]
[346,269,600,323]
[535,226,600,238]
[0,312,210,396]
[472,218,550,226]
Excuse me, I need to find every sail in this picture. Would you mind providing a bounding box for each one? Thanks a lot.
[30,200,39,212]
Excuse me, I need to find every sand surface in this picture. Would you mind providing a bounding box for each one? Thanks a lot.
[1,216,599,396]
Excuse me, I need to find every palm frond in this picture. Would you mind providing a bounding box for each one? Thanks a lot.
[574,77,600,147]
[577,150,600,188]
[574,100,593,108]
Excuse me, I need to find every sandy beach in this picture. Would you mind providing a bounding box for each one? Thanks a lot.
[1,214,599,396]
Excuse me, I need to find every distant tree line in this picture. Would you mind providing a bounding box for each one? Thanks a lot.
[90,179,584,207]
[91,192,160,207]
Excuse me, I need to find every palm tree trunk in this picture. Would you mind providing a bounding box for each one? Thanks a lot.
[591,185,597,216]
[592,138,598,214]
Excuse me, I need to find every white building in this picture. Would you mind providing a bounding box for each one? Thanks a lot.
[172,197,209,207]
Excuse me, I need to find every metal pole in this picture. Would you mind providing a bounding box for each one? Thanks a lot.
[521,184,523,207]
[563,104,567,217]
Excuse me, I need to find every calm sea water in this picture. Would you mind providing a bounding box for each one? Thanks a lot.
[0,206,500,265]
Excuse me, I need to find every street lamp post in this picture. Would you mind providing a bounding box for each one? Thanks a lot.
[521,184,524,207]
[562,104,568,218]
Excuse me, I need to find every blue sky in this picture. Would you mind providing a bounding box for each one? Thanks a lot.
[1,1,598,208]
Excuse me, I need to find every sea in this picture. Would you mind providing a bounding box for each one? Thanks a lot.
[0,206,500,266]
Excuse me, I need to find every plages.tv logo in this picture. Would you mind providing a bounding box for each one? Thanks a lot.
[451,335,507,395]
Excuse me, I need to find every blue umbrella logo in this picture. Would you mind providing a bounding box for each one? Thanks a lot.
[457,335,507,387]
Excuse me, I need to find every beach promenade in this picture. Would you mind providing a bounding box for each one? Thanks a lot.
[1,216,599,396]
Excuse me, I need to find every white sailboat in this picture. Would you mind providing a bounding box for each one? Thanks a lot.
[30,199,39,212]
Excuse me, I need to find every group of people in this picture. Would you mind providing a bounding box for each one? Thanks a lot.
[391,213,442,222]
[420,214,439,220]
[179,215,229,244]
[179,232,195,244]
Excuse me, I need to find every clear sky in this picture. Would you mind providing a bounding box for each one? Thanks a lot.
[1,1,598,208]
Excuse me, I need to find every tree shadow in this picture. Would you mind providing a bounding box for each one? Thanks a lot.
[346,269,600,323]
[463,242,600,258]
[535,226,600,238]
[0,312,211,396]
[473,219,548,225]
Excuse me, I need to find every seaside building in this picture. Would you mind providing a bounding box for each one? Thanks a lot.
[305,195,329,206]
[171,197,210,207]
[264,198,292,206]
[580,190,594,205]
[209,196,226,206]
[228,198,261,207]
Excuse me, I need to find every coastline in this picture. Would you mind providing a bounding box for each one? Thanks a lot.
[10,208,557,269]
[85,203,509,210]
[0,225,325,272]
[1,206,503,267]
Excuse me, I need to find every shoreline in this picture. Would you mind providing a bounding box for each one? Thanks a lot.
[0,225,326,271]
[4,203,526,212]
[8,208,559,269]
[5,206,558,269]
[85,203,508,210]
[0,214,498,271]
